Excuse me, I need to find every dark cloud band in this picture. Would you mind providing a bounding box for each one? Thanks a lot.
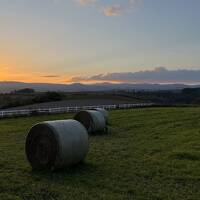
[70,67,200,84]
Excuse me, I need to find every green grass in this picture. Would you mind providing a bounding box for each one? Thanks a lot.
[0,108,200,200]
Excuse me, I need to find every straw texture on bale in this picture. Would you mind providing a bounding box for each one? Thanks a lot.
[25,120,89,170]
[74,110,106,133]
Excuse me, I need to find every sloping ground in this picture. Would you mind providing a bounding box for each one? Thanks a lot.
[1,98,138,111]
[0,108,200,200]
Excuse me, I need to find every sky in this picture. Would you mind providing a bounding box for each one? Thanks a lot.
[0,0,200,84]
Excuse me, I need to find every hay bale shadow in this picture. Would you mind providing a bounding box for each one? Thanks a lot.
[30,161,98,176]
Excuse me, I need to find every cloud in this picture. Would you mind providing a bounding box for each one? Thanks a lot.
[69,67,200,84]
[42,75,61,78]
[74,0,96,6]
[101,0,143,17]
[73,0,143,16]
[102,4,122,16]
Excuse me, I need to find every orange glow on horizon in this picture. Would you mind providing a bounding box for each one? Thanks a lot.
[0,74,121,84]
[0,66,120,84]
[0,64,121,84]
[0,66,65,84]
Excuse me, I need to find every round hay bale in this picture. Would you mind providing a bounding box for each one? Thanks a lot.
[25,120,89,170]
[74,110,106,134]
[92,108,109,124]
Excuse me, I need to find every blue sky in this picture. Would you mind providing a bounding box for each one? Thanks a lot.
[0,0,200,83]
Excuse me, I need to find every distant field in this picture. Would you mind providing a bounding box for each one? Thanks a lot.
[0,108,200,199]
[2,98,138,111]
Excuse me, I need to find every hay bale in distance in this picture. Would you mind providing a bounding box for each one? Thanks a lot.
[25,120,89,170]
[74,110,106,134]
[92,108,109,124]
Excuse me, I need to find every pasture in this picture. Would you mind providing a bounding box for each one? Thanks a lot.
[0,108,200,200]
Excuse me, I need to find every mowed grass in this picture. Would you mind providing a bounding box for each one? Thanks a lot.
[0,108,200,200]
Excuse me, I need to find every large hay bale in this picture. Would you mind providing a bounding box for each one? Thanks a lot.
[92,108,109,124]
[74,110,106,134]
[25,120,89,170]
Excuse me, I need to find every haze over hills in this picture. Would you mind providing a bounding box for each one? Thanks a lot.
[0,81,199,93]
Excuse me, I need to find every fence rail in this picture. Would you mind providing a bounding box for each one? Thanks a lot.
[0,103,154,119]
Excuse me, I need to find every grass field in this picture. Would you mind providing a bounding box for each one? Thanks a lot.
[0,108,200,200]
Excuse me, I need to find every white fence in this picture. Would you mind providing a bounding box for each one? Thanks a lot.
[0,103,154,118]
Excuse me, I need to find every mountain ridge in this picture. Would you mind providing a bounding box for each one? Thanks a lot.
[0,81,199,93]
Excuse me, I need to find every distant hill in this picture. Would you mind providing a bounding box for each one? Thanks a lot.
[0,81,199,93]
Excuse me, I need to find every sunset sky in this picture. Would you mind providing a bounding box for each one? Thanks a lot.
[0,0,200,83]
